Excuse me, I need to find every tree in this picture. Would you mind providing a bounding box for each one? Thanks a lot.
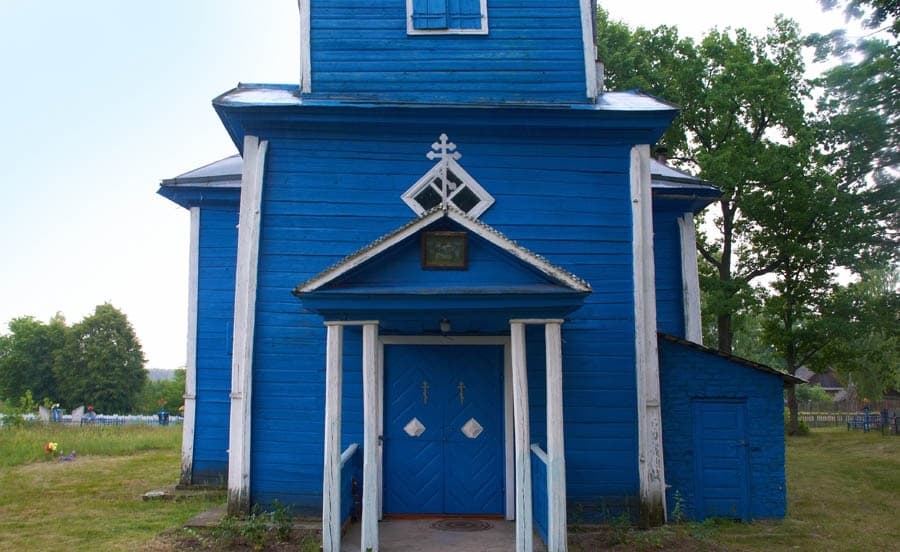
[137,369,186,415]
[811,2,899,257]
[820,269,900,401]
[0,314,66,403]
[596,11,813,354]
[54,304,147,413]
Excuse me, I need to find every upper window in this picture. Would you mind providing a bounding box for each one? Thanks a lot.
[407,0,489,35]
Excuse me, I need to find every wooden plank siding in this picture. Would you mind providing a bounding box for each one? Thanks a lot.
[247,123,642,514]
[308,0,589,104]
[193,206,239,483]
[652,207,686,339]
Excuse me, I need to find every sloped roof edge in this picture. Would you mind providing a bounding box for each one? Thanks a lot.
[293,206,592,295]
[659,332,805,385]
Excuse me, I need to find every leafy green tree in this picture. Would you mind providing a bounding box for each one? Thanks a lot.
[795,383,834,403]
[596,10,813,354]
[820,0,899,35]
[137,369,186,414]
[0,314,66,403]
[54,304,147,413]
[811,2,899,258]
[821,269,900,401]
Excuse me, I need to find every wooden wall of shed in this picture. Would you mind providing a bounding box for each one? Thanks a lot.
[308,0,589,104]
[247,122,641,513]
[193,205,239,484]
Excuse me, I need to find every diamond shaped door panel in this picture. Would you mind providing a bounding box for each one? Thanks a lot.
[404,417,426,437]
[461,418,483,439]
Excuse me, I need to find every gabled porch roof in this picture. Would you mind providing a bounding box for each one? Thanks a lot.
[293,206,591,324]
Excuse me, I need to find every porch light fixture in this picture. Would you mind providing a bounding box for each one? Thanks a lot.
[440,318,451,333]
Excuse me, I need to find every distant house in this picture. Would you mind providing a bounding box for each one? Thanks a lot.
[795,367,844,397]
[158,3,801,551]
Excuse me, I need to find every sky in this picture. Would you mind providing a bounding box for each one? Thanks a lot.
[0,1,862,371]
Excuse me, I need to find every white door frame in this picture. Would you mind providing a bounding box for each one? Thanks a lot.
[377,335,515,521]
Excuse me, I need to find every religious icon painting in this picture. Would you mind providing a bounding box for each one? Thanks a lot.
[421,231,468,269]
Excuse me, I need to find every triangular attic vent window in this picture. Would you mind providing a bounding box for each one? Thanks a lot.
[402,134,494,219]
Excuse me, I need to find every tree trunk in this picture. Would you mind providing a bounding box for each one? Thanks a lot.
[717,314,733,356]
[786,383,799,436]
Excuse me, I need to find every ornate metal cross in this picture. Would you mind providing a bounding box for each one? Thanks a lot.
[425,133,462,209]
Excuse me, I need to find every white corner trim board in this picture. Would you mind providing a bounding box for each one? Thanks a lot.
[509,322,533,552]
[227,136,268,514]
[361,323,380,552]
[298,0,311,93]
[545,321,568,552]
[629,145,667,524]
[180,206,201,486]
[678,213,703,344]
[580,0,598,99]
[322,324,344,552]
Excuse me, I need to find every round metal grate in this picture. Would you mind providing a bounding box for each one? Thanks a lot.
[431,518,493,532]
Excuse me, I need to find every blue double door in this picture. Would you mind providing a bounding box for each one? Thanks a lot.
[383,345,505,515]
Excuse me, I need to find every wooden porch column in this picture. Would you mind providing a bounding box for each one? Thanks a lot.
[510,321,533,552]
[545,321,568,552]
[322,323,343,552]
[361,322,380,552]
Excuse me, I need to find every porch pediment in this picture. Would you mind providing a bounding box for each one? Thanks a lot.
[293,207,590,316]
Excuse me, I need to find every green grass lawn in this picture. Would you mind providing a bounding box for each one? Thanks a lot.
[0,424,897,551]
[705,427,900,551]
[0,424,221,552]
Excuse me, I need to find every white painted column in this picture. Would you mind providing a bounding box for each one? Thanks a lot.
[227,136,268,515]
[180,206,200,486]
[361,322,380,552]
[545,321,567,552]
[510,321,533,552]
[298,0,311,93]
[322,324,344,552]
[630,145,667,526]
[678,213,703,344]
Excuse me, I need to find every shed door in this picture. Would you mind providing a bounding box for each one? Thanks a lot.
[692,399,751,520]
[384,345,504,515]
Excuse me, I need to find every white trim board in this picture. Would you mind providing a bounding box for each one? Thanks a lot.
[227,136,268,514]
[298,0,311,93]
[377,335,514,521]
[180,206,200,486]
[629,145,667,525]
[678,213,703,343]
[580,0,598,99]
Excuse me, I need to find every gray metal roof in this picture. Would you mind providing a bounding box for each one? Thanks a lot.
[212,83,677,112]
[159,155,242,188]
[160,155,716,195]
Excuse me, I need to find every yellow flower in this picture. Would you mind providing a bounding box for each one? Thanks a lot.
[49,442,58,452]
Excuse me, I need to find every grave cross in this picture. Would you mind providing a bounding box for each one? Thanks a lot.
[426,133,462,209]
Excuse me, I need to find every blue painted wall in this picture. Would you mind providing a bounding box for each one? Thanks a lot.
[192,205,239,484]
[309,0,589,104]
[658,338,788,520]
[246,121,644,514]
[652,206,685,338]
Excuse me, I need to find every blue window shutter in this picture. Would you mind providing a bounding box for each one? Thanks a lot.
[412,0,449,30]
[448,0,483,29]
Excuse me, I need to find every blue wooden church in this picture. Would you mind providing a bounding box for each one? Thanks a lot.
[159,2,800,550]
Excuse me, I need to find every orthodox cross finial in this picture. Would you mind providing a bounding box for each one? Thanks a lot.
[425,133,462,210]
[426,133,462,163]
